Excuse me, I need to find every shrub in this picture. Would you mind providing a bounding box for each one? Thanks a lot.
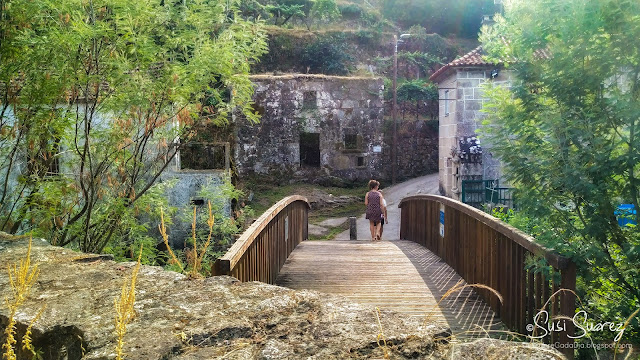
[301,35,354,75]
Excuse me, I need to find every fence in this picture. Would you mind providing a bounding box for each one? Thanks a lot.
[212,195,309,283]
[399,194,576,359]
[461,179,514,209]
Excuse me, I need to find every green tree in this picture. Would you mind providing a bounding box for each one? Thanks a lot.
[396,80,438,120]
[382,0,495,37]
[308,0,340,28]
[0,0,267,253]
[301,34,353,75]
[480,0,640,342]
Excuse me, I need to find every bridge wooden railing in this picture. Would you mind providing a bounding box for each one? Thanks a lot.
[213,195,309,283]
[399,195,576,358]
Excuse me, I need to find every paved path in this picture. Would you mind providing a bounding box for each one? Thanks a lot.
[335,173,440,241]
[276,240,502,338]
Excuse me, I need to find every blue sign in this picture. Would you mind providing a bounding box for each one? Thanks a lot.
[615,204,637,227]
[440,211,445,225]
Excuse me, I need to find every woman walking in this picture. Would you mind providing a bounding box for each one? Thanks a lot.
[365,180,383,241]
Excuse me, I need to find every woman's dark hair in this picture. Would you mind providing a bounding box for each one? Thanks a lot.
[368,179,379,190]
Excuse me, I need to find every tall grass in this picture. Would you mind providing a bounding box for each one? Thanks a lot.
[2,237,39,360]
[158,201,214,278]
[114,244,143,360]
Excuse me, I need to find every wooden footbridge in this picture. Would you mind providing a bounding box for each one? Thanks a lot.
[213,195,577,358]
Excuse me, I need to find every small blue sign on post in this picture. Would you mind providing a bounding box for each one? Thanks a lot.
[439,204,445,237]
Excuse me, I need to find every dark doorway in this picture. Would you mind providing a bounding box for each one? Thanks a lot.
[300,132,320,167]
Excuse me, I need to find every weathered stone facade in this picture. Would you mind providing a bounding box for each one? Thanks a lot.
[430,47,514,200]
[388,119,439,181]
[235,74,386,183]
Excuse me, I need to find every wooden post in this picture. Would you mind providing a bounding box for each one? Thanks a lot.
[349,216,357,240]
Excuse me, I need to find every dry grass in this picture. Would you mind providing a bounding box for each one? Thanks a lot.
[190,203,215,276]
[2,237,39,360]
[614,307,639,360]
[375,307,391,359]
[159,208,185,273]
[159,201,215,278]
[114,244,142,360]
[21,305,46,357]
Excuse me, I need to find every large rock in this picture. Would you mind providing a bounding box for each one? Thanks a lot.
[0,235,564,359]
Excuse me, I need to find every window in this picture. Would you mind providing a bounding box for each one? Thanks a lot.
[303,91,317,109]
[190,198,205,206]
[444,90,450,116]
[357,156,365,167]
[180,143,229,170]
[300,132,320,167]
[344,134,358,150]
[27,138,61,179]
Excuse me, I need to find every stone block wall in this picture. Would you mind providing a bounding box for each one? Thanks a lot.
[388,120,439,182]
[235,74,386,183]
[438,67,514,199]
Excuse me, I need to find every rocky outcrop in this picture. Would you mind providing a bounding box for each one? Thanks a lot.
[0,235,564,359]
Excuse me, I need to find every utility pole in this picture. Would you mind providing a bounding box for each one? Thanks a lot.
[392,33,410,185]
[392,34,398,184]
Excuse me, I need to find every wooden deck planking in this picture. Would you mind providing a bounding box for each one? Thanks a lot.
[276,240,503,338]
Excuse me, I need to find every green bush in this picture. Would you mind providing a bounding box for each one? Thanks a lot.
[338,3,362,19]
[301,35,354,75]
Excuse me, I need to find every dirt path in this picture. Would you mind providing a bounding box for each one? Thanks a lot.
[335,173,440,240]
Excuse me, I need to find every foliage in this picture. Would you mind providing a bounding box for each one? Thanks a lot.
[301,34,354,75]
[159,202,215,278]
[397,51,444,76]
[396,79,438,120]
[480,0,640,344]
[0,0,267,254]
[338,3,362,19]
[266,3,306,26]
[381,0,495,38]
[158,176,245,276]
[309,0,341,27]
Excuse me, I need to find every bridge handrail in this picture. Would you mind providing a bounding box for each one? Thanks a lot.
[213,195,309,283]
[399,195,569,268]
[398,194,576,359]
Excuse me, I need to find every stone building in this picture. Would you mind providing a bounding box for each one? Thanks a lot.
[234,74,387,183]
[429,46,514,201]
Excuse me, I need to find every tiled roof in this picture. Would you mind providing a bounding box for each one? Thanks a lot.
[429,46,497,82]
[429,45,551,83]
[449,46,494,67]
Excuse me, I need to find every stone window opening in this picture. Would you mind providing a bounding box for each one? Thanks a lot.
[27,138,61,180]
[302,91,317,109]
[179,142,230,171]
[190,198,205,206]
[357,156,365,167]
[300,132,320,167]
[344,134,358,150]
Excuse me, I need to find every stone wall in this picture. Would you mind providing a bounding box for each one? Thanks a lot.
[388,119,439,182]
[437,67,514,199]
[235,74,386,184]
[158,170,229,246]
